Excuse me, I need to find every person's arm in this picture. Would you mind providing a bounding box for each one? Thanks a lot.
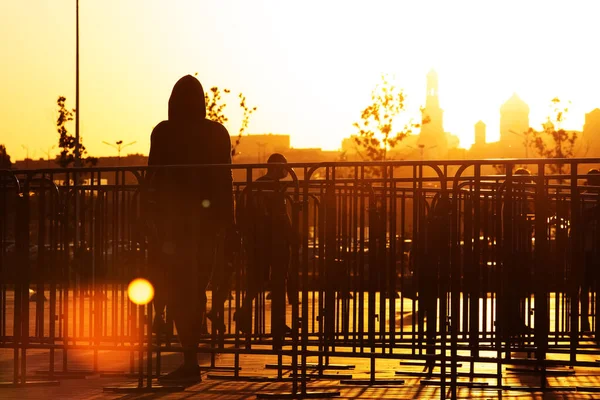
[146,124,174,242]
[144,126,162,225]
[147,122,169,203]
[215,125,234,227]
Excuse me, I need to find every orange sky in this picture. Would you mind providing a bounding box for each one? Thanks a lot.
[1,0,600,160]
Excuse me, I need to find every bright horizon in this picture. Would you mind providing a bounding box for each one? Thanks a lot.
[1,0,600,160]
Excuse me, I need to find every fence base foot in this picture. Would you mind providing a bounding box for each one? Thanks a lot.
[420,380,488,388]
[306,373,352,380]
[576,386,600,392]
[208,374,309,382]
[502,385,574,392]
[36,370,124,379]
[0,380,60,388]
[99,372,141,378]
[199,366,241,371]
[265,363,355,370]
[103,384,185,393]
[399,361,462,368]
[396,370,497,378]
[257,391,340,399]
[340,379,404,385]
[505,367,575,376]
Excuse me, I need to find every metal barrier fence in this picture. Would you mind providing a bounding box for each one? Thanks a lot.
[1,159,600,398]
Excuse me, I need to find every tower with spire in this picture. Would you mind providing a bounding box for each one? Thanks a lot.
[418,69,447,159]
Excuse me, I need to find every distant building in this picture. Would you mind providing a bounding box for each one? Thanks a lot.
[474,120,486,146]
[418,69,448,159]
[583,108,600,157]
[499,93,530,156]
[233,133,290,162]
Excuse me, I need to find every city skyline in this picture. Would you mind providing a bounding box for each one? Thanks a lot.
[2,0,600,160]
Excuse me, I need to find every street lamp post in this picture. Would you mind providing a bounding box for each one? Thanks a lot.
[102,140,137,166]
[510,129,530,158]
[41,145,57,168]
[407,144,437,161]
[74,0,81,167]
[21,145,35,169]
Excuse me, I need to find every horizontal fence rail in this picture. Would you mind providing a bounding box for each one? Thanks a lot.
[1,159,600,398]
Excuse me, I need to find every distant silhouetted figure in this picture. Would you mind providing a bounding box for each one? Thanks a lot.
[236,153,297,347]
[502,167,534,339]
[147,75,233,382]
[581,168,600,333]
[418,194,451,361]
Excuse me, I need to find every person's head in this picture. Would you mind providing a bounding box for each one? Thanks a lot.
[168,75,206,123]
[586,168,600,186]
[266,153,288,180]
[514,167,533,183]
[514,167,531,176]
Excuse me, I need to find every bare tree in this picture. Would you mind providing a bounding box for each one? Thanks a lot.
[194,74,257,158]
[529,98,577,175]
[352,75,428,175]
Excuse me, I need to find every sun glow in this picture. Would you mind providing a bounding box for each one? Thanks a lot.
[1,1,599,158]
[127,278,155,305]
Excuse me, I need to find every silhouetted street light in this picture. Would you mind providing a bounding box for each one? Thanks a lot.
[407,144,437,161]
[75,0,81,167]
[40,145,56,168]
[103,140,136,165]
[510,129,530,158]
[21,144,35,168]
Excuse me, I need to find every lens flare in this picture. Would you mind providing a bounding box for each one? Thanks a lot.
[127,278,155,305]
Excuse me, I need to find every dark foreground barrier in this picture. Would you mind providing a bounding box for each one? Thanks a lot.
[2,159,600,399]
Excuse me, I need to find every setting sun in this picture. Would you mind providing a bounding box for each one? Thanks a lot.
[127,278,155,305]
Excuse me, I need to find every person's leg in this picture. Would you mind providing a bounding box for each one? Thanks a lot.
[286,260,298,307]
[197,232,217,335]
[270,247,289,344]
[238,235,264,325]
[148,241,167,332]
[422,288,437,357]
[167,233,203,370]
[582,253,592,331]
[207,233,234,329]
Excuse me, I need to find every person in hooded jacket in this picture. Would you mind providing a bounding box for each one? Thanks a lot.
[146,75,233,382]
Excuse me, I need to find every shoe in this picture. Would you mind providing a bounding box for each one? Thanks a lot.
[233,310,252,334]
[206,309,226,332]
[159,364,201,384]
[582,321,591,332]
[282,324,292,335]
[152,315,168,336]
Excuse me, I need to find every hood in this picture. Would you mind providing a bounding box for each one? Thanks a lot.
[168,75,206,122]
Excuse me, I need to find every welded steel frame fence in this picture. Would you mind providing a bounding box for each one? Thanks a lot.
[2,159,600,398]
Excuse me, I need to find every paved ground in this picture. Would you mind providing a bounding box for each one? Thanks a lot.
[3,290,600,399]
[2,345,600,399]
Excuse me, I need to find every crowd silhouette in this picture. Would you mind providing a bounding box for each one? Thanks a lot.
[142,75,600,384]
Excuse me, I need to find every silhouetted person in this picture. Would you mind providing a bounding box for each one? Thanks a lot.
[418,194,451,361]
[147,75,233,382]
[236,153,297,347]
[581,168,600,332]
[502,167,534,338]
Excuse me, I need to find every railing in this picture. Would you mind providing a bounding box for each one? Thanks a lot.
[1,159,600,398]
